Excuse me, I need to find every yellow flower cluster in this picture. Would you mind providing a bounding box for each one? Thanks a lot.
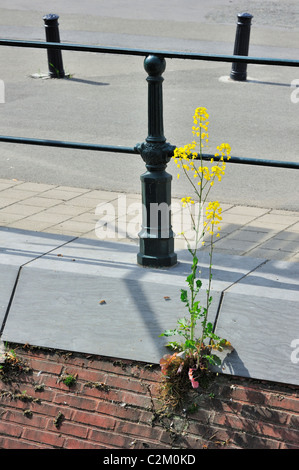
[173,107,231,188]
[204,201,222,237]
[172,107,231,245]
[181,196,195,207]
[192,107,209,143]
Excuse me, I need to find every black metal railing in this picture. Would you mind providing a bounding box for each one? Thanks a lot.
[0,135,298,170]
[0,36,298,267]
[0,38,298,170]
[1,38,299,67]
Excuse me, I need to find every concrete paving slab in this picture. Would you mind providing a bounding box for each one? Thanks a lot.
[15,237,263,285]
[212,260,299,385]
[0,264,19,330]
[1,235,264,364]
[0,227,74,267]
[2,266,215,363]
[225,259,299,301]
[0,227,75,328]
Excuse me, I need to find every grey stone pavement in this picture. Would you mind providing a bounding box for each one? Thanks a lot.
[0,0,299,386]
[0,0,298,209]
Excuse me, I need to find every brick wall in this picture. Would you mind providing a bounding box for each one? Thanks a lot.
[0,344,299,450]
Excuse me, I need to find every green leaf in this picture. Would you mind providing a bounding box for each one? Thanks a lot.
[204,354,222,366]
[177,318,189,328]
[210,354,222,366]
[218,338,227,346]
[159,329,177,337]
[193,301,202,313]
[205,322,214,334]
[196,279,202,289]
[166,341,182,351]
[180,289,188,303]
[184,339,197,350]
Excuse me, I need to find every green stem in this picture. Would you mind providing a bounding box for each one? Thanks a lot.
[189,257,198,342]
[198,231,214,366]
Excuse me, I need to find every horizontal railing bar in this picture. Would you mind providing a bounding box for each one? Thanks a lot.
[200,154,299,169]
[0,135,138,154]
[0,135,298,169]
[0,39,298,67]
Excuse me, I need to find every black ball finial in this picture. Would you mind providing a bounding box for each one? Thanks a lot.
[144,55,166,76]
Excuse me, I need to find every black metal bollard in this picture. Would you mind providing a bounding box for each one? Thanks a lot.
[136,55,177,268]
[230,12,253,81]
[43,14,65,78]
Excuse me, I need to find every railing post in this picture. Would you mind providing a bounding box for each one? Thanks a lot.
[136,55,177,268]
[43,14,65,78]
[230,12,253,81]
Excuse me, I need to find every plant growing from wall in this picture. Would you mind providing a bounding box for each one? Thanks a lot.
[62,373,77,387]
[159,107,233,408]
[0,342,30,383]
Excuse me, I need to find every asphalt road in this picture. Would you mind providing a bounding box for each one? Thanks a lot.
[0,0,298,210]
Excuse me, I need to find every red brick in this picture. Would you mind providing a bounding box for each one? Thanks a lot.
[279,441,299,449]
[220,384,268,405]
[133,439,172,449]
[1,408,48,428]
[120,390,152,409]
[232,432,280,449]
[30,401,73,420]
[139,409,156,425]
[257,422,299,444]
[4,382,53,403]
[115,420,163,441]
[36,374,63,390]
[54,392,98,411]
[91,359,135,377]
[215,414,299,446]
[240,404,290,425]
[213,411,257,433]
[0,437,45,449]
[65,437,108,449]
[186,408,213,427]
[205,397,243,415]
[289,413,299,428]
[160,429,203,449]
[72,409,116,430]
[105,374,145,394]
[0,397,29,412]
[130,364,161,381]
[31,385,56,402]
[83,385,121,402]
[148,382,163,399]
[46,354,91,370]
[47,419,89,439]
[268,394,299,413]
[0,421,23,438]
[26,357,64,376]
[88,428,136,448]
[22,428,65,448]
[76,367,107,384]
[66,355,109,372]
[96,401,142,422]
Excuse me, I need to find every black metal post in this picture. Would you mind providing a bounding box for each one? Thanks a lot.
[230,12,253,81]
[43,14,65,78]
[136,55,177,268]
